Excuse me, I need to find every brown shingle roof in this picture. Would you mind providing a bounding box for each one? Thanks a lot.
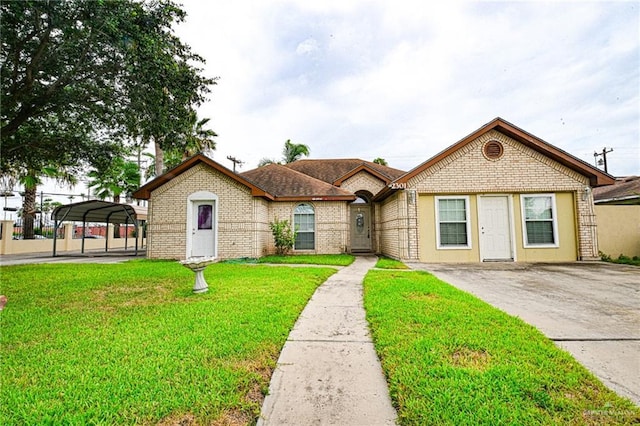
[285,159,406,185]
[593,176,640,204]
[240,164,356,201]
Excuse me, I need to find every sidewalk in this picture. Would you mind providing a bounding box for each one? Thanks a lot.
[258,256,397,425]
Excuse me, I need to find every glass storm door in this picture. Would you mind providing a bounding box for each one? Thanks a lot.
[350,206,371,252]
[192,201,215,257]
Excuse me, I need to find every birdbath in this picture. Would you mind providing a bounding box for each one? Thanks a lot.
[180,257,218,293]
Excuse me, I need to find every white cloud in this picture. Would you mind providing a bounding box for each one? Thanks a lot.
[169,0,640,174]
[296,37,319,55]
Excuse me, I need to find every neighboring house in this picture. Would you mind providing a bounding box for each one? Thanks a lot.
[593,176,640,257]
[133,117,614,262]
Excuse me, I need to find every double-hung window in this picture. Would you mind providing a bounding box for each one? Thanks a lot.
[294,203,315,250]
[521,194,558,247]
[436,196,471,249]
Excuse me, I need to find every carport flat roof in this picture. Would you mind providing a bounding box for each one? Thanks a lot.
[52,200,147,224]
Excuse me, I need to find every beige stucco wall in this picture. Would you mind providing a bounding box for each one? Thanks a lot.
[408,130,592,262]
[417,193,578,262]
[595,205,640,257]
[147,164,256,260]
[418,194,480,262]
[514,192,577,262]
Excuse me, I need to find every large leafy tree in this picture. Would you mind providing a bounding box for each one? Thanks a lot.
[121,5,216,174]
[1,0,215,207]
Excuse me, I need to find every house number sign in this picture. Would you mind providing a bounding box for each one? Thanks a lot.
[388,182,407,189]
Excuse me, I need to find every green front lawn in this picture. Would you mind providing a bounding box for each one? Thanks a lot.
[375,256,409,269]
[258,253,355,266]
[364,270,640,425]
[0,261,335,425]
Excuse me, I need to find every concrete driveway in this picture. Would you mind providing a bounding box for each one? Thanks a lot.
[408,261,640,405]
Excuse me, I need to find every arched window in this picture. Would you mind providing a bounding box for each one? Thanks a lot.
[294,203,315,250]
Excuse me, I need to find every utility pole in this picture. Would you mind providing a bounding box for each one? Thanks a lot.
[593,147,613,174]
[226,155,244,173]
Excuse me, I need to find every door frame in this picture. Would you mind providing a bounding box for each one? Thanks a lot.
[186,191,218,259]
[350,204,372,252]
[478,194,516,262]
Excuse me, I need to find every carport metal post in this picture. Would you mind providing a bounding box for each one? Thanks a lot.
[120,207,139,256]
[81,218,86,254]
[106,211,115,253]
[52,207,71,257]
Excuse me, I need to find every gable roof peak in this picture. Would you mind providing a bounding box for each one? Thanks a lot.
[395,117,614,188]
[132,153,273,200]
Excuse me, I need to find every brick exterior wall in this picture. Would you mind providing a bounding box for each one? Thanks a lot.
[147,163,356,259]
[270,201,349,254]
[406,130,597,260]
[341,172,386,196]
[147,163,256,260]
[146,130,597,262]
[378,190,419,261]
[341,171,386,253]
[379,194,401,259]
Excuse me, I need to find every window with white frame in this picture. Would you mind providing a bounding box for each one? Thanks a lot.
[436,196,471,248]
[521,194,558,247]
[294,203,315,250]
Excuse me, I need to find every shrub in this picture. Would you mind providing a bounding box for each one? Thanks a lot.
[269,219,296,255]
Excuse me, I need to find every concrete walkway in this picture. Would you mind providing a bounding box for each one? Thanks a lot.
[258,256,397,425]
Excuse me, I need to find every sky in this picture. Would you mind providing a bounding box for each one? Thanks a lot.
[172,0,639,175]
[6,0,640,216]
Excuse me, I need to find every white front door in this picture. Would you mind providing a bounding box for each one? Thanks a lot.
[191,201,215,258]
[479,196,513,261]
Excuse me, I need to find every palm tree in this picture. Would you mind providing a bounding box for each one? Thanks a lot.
[282,140,310,163]
[182,115,217,160]
[142,150,184,180]
[9,166,77,239]
[258,157,276,167]
[88,158,141,204]
[256,140,310,167]
[88,158,141,238]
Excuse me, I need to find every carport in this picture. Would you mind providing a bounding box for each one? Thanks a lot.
[51,200,147,257]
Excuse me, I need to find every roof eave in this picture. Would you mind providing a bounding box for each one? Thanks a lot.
[274,195,357,202]
[133,154,275,200]
[594,194,640,204]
